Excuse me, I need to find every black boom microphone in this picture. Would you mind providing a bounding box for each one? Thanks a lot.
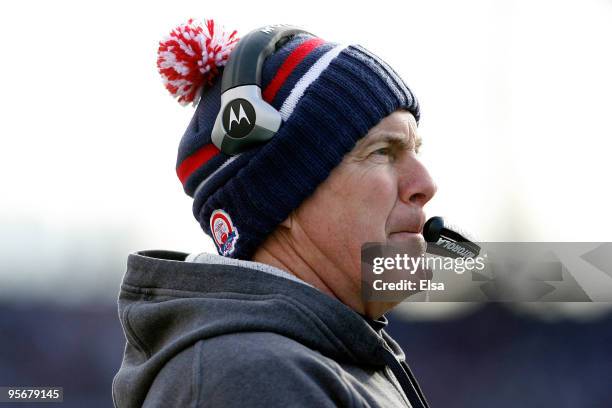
[423,216,481,259]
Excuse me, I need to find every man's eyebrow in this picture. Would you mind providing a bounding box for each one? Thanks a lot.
[360,131,422,152]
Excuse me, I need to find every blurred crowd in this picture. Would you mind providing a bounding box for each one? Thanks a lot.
[1,301,610,407]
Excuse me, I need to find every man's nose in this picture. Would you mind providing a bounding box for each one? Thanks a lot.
[397,156,437,207]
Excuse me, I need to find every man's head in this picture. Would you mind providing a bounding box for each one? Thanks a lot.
[160,21,432,314]
[253,110,436,317]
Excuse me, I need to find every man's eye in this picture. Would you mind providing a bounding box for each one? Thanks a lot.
[372,147,391,156]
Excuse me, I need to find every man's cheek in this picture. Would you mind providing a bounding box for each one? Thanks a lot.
[367,176,397,209]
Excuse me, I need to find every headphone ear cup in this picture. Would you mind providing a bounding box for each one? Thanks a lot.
[212,86,282,155]
[211,26,310,155]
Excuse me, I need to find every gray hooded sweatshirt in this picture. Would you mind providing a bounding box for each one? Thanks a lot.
[112,250,429,408]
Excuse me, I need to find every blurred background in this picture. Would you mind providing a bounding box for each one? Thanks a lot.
[1,0,611,406]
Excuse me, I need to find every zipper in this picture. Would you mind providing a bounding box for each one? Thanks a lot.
[399,359,430,408]
[380,340,429,408]
[383,365,412,407]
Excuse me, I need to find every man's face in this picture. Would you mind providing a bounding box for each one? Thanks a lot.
[290,110,437,293]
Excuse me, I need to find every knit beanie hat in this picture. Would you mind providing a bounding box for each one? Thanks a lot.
[157,19,420,260]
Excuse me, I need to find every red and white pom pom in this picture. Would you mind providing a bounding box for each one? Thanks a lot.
[157,19,239,106]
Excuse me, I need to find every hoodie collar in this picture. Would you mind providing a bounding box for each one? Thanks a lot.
[122,249,398,367]
[186,251,310,286]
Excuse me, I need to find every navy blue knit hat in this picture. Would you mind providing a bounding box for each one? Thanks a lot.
[158,20,419,259]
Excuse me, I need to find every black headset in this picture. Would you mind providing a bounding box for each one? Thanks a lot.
[211,24,310,155]
[423,216,481,258]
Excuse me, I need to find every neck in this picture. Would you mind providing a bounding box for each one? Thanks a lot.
[252,227,339,300]
[252,221,394,319]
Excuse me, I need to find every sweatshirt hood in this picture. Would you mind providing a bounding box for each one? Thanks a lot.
[113,250,407,406]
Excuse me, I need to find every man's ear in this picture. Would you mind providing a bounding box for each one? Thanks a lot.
[279,212,294,229]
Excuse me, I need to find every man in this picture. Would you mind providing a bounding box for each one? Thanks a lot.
[113,20,436,407]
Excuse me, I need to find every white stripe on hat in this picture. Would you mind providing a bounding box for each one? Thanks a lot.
[279,44,348,121]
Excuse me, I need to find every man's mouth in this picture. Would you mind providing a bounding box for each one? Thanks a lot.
[386,213,426,243]
[387,231,423,240]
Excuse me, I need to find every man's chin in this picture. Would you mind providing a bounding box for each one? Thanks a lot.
[386,232,427,253]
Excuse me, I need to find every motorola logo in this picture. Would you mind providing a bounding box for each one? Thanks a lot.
[222,99,256,139]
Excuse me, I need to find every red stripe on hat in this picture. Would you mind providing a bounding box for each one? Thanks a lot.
[177,143,220,184]
[263,37,325,103]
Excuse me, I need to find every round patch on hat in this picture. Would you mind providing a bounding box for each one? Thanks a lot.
[210,209,239,256]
